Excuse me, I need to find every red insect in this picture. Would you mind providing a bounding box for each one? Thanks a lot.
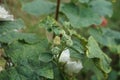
[91,16,108,28]
[100,17,108,26]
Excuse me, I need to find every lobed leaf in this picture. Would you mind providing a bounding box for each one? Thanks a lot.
[0,19,25,34]
[69,38,85,59]
[86,36,111,73]
[0,32,40,44]
[88,28,120,54]
[61,3,102,28]
[36,63,54,79]
[0,38,53,80]
[89,0,113,17]
[22,0,56,16]
[83,58,105,80]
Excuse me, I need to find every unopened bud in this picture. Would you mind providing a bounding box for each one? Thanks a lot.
[66,38,73,46]
[53,36,61,45]
[51,47,61,55]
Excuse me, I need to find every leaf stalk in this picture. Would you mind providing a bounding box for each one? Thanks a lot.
[55,0,61,21]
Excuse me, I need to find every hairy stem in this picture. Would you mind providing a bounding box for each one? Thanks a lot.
[55,0,61,21]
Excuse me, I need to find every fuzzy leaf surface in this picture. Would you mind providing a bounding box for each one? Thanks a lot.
[87,36,111,73]
[22,0,56,16]
[89,0,113,17]
[89,28,120,54]
[61,3,101,28]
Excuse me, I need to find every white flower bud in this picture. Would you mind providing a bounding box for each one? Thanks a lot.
[59,49,70,63]
[64,60,83,74]
[0,6,14,21]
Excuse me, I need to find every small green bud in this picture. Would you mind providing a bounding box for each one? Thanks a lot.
[51,47,61,55]
[64,21,71,28]
[63,34,73,46]
[66,39,73,47]
[60,30,66,35]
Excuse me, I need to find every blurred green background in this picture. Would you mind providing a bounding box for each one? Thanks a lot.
[0,0,119,80]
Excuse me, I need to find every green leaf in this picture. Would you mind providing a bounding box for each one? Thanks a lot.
[69,38,84,59]
[0,32,40,44]
[39,52,53,63]
[79,0,89,3]
[0,32,21,44]
[22,0,56,16]
[69,48,83,60]
[0,38,53,80]
[20,33,41,44]
[4,39,48,63]
[0,19,25,34]
[88,28,120,54]
[108,70,118,80]
[61,3,101,28]
[0,70,9,80]
[36,63,54,79]
[86,36,111,73]
[0,67,27,80]
[53,65,63,80]
[8,68,27,80]
[16,65,33,78]
[89,0,113,17]
[83,58,105,80]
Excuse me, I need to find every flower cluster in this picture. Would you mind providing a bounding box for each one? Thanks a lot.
[59,49,83,75]
[0,6,14,21]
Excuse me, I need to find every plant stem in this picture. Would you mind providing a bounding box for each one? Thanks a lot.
[55,0,61,21]
[0,0,2,3]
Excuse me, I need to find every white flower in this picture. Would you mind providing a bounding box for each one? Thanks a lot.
[0,6,14,21]
[64,60,83,74]
[59,49,83,75]
[59,49,70,63]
